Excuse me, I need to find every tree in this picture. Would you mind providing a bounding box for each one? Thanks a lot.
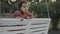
[1,0,10,13]
[50,0,60,30]
[56,0,60,18]
[52,0,60,30]
[1,0,11,17]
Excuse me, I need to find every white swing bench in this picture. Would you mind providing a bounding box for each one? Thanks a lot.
[0,18,51,34]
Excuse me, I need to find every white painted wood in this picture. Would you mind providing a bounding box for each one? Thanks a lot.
[0,31,24,34]
[30,31,45,34]
[30,28,46,32]
[30,24,47,28]
[0,18,51,34]
[0,26,26,32]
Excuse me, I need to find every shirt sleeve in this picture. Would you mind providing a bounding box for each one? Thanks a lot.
[25,11,33,18]
[11,11,21,18]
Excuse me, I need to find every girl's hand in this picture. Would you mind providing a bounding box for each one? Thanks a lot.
[16,17,24,22]
[19,17,24,22]
[20,18,24,22]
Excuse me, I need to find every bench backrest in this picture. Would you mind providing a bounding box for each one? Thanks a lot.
[0,18,51,34]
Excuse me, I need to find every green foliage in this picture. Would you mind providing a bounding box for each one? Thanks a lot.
[29,3,48,18]
[29,2,58,18]
[56,0,60,13]
[48,3,57,14]
[9,3,18,13]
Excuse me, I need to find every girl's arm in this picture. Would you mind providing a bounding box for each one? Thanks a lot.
[25,11,33,19]
[11,11,17,18]
[11,11,25,18]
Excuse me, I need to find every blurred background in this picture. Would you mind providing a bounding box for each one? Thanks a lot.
[0,0,60,34]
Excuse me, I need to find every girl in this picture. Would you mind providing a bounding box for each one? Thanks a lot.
[11,1,32,19]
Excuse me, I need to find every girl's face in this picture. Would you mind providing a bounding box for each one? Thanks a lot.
[20,3,29,12]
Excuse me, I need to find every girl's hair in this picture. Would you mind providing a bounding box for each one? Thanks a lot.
[18,1,28,14]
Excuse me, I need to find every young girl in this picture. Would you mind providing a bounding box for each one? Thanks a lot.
[11,1,32,19]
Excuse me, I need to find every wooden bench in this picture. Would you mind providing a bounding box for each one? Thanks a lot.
[0,18,51,34]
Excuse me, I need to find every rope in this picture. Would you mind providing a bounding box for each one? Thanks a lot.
[45,0,50,18]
